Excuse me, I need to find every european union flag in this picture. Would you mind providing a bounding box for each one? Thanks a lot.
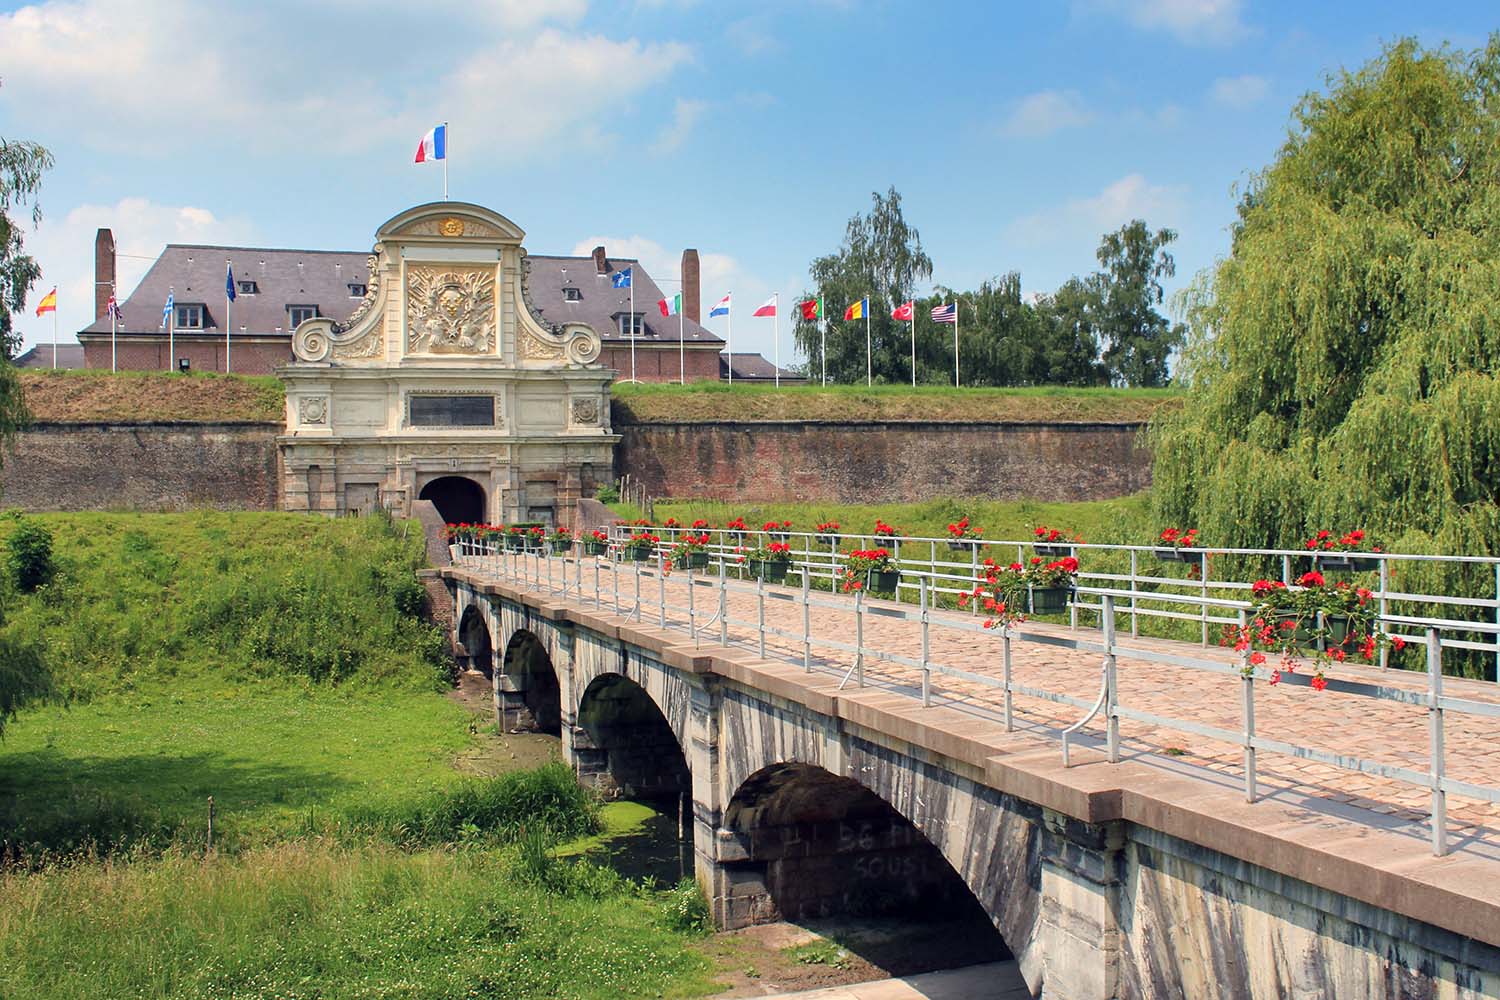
[611,267,632,289]
[226,262,236,302]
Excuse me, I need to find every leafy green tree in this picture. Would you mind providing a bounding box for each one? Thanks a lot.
[1,138,53,362]
[1090,220,1184,387]
[1151,36,1500,576]
[1033,278,1110,387]
[794,187,933,384]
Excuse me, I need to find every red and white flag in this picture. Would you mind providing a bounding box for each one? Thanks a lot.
[752,296,777,318]
[891,301,914,321]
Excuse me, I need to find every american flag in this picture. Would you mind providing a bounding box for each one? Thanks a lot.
[931,303,957,324]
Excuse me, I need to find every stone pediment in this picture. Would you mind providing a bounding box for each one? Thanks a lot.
[377,202,525,244]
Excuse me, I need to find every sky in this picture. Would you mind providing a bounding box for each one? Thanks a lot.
[1,0,1493,364]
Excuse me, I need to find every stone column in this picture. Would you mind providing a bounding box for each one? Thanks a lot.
[687,679,725,909]
[1035,810,1124,999]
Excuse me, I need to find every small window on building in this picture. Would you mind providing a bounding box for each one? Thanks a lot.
[348,283,367,297]
[616,312,646,337]
[288,304,319,327]
[175,304,205,329]
[237,280,258,295]
[409,395,496,427]
[563,287,582,302]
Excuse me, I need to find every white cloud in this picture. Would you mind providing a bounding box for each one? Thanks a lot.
[1007,173,1186,246]
[651,98,709,155]
[18,197,256,352]
[1210,74,1269,108]
[0,1,691,161]
[1076,0,1249,46]
[1001,90,1094,138]
[727,16,778,56]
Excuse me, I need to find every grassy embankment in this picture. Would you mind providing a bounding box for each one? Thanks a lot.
[18,369,284,423]
[612,379,1177,424]
[0,512,718,1000]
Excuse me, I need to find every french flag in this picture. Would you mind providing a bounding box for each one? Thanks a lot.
[414,124,447,163]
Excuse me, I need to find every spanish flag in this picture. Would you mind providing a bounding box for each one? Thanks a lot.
[35,287,57,316]
[844,297,867,321]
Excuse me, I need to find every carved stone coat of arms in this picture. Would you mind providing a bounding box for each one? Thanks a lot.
[407,266,495,354]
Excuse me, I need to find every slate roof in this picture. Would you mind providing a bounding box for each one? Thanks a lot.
[720,352,806,382]
[15,344,86,369]
[81,245,369,337]
[527,255,722,346]
[80,245,725,348]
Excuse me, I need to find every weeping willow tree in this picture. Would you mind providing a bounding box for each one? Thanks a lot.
[1153,37,1500,574]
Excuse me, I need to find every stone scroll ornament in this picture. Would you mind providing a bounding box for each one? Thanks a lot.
[406,266,496,355]
[292,252,383,362]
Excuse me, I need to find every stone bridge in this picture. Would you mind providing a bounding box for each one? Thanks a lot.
[439,563,1500,999]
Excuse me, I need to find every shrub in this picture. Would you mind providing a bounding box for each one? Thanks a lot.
[595,482,621,504]
[5,519,54,593]
[660,878,712,935]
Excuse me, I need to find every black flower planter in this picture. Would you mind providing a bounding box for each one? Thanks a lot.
[584,540,608,556]
[866,569,900,594]
[549,539,574,555]
[1028,587,1073,615]
[1272,611,1314,646]
[505,536,526,551]
[1324,614,1354,646]
[1316,553,1381,573]
[1033,543,1072,558]
[1153,547,1192,563]
[677,550,709,570]
[624,546,654,562]
[815,535,838,547]
[947,539,975,552]
[750,559,789,584]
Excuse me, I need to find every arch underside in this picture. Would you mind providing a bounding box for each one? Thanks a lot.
[419,475,485,525]
[501,629,561,734]
[575,672,691,804]
[457,604,493,679]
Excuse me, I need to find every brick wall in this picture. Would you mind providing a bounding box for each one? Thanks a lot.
[615,421,1152,503]
[0,422,281,511]
[81,339,291,375]
[599,345,720,383]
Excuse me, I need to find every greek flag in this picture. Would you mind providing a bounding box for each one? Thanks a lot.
[162,292,175,328]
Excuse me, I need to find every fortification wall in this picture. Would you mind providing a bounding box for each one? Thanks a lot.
[614,420,1151,503]
[0,422,280,512]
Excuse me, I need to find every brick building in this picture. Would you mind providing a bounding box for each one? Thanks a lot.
[78,230,724,381]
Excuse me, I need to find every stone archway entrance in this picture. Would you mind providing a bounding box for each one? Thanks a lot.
[420,476,486,525]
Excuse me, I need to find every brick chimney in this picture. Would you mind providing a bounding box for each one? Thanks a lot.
[592,245,608,274]
[94,228,116,321]
[682,248,700,324]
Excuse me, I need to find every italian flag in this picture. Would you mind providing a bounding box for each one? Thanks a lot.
[658,293,681,317]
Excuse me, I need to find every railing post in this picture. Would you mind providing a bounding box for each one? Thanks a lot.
[970,542,979,617]
[920,576,931,707]
[1129,549,1139,637]
[612,553,621,615]
[801,567,812,672]
[1104,594,1119,763]
[1428,627,1447,856]
[633,557,642,623]
[855,587,865,688]
[757,572,766,659]
[1002,629,1013,732]
[1199,551,1209,646]
[1493,562,1499,681]
[718,562,728,648]
[658,550,667,628]
[594,549,601,610]
[687,562,697,645]
[1238,608,1257,803]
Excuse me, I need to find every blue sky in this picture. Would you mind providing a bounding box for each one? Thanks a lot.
[2,0,1493,362]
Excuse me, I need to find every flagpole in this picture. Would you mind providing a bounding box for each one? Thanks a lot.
[773,294,780,389]
[226,259,232,374]
[727,297,733,386]
[110,294,117,373]
[678,292,685,385]
[443,121,449,201]
[52,299,57,369]
[168,285,175,372]
[865,301,871,387]
[909,305,915,387]
[629,276,636,383]
[954,299,961,388]
[819,298,826,387]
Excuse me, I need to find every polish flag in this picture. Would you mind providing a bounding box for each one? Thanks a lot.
[414,124,447,163]
[752,296,777,318]
[891,301,914,321]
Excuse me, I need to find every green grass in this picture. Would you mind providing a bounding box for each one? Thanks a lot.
[612,380,1177,424]
[0,841,718,1000]
[19,369,284,423]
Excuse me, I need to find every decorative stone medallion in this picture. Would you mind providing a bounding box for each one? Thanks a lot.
[439,217,465,237]
[571,398,600,425]
[300,395,328,425]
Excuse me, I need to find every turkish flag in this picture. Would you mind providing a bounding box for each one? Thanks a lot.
[891,301,914,321]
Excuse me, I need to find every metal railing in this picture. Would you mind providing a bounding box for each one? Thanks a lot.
[449,533,1500,858]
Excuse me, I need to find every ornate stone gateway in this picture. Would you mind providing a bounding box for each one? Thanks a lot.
[277,202,615,526]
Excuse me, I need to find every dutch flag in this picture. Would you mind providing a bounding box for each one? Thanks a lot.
[414,124,447,163]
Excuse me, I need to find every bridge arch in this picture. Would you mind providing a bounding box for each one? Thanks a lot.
[574,672,691,806]
[501,629,562,734]
[719,762,1011,967]
[419,475,486,525]
[456,603,493,679]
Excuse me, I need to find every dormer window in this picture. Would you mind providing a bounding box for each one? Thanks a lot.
[288,304,318,327]
[563,287,582,302]
[616,312,645,337]
[175,303,205,329]
[237,280,258,295]
[348,283,367,297]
